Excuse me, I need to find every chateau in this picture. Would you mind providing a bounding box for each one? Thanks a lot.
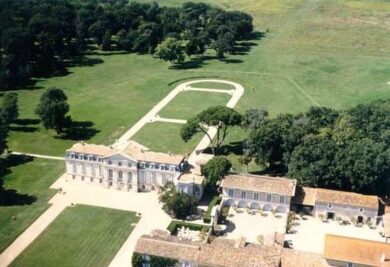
[65,141,204,199]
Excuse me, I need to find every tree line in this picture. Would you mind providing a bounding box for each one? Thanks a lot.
[0,0,253,90]
[243,100,390,196]
[180,100,389,196]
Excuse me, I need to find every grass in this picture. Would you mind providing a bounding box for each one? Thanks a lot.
[190,81,235,90]
[132,122,203,155]
[3,0,388,159]
[158,91,231,120]
[11,205,139,267]
[0,157,64,252]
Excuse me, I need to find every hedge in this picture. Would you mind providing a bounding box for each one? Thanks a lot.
[167,220,210,235]
[203,196,222,223]
[132,252,178,267]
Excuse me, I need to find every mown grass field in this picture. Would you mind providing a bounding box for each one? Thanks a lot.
[132,122,203,155]
[2,0,389,161]
[190,81,235,89]
[11,205,139,267]
[159,91,231,120]
[0,158,64,252]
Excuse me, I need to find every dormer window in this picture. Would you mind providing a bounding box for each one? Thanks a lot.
[75,154,79,159]
[83,155,88,160]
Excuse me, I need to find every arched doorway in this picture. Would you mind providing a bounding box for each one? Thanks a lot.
[275,205,287,213]
[238,200,248,208]
[263,204,273,211]
[250,202,261,210]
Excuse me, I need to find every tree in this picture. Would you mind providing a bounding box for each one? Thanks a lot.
[241,108,268,130]
[158,182,197,219]
[154,37,184,64]
[1,93,18,124]
[201,156,232,190]
[211,31,234,58]
[288,135,340,188]
[35,88,69,134]
[180,106,242,155]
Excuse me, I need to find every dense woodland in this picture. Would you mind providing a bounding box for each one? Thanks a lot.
[0,0,253,89]
[243,99,390,196]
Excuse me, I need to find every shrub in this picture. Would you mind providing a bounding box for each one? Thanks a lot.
[167,220,210,235]
[203,196,222,223]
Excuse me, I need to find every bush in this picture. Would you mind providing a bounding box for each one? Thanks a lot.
[167,220,210,235]
[159,182,198,219]
[132,252,178,267]
[203,196,222,223]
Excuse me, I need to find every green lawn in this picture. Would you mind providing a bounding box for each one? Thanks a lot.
[132,122,203,156]
[190,81,235,90]
[3,0,389,158]
[0,157,64,252]
[11,205,139,267]
[159,91,231,120]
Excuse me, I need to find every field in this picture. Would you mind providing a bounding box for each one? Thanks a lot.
[132,122,203,155]
[2,0,389,161]
[159,91,231,120]
[11,205,139,267]
[190,81,235,90]
[0,157,64,252]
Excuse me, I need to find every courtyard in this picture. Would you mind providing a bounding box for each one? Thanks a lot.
[285,215,386,254]
[222,208,287,244]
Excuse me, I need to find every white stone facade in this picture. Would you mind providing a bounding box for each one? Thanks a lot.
[222,188,291,213]
[65,151,184,193]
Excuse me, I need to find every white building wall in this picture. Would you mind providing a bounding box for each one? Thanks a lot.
[221,187,291,213]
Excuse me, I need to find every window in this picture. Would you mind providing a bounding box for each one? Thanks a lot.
[72,175,75,180]
[118,171,123,180]
[328,204,332,209]
[266,194,272,202]
[359,208,364,212]
[90,177,93,182]
[108,170,113,178]
[145,163,150,168]
[128,172,132,183]
[128,162,132,168]
[108,160,112,165]
[182,262,191,267]
[164,165,169,171]
[142,255,151,267]
[75,154,79,159]
[83,155,88,160]
[118,161,122,166]
[254,193,259,200]
[347,263,354,267]
[280,196,285,204]
[170,165,175,172]
[241,191,246,199]
[228,189,234,197]
[140,162,145,168]
[81,176,84,181]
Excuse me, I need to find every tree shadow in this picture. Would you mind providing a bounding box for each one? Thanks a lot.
[0,154,36,206]
[0,188,37,206]
[85,50,131,57]
[65,56,104,68]
[57,120,100,140]
[170,58,208,70]
[9,126,39,132]
[14,118,40,125]
[242,31,266,41]
[10,118,41,133]
[220,58,243,64]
